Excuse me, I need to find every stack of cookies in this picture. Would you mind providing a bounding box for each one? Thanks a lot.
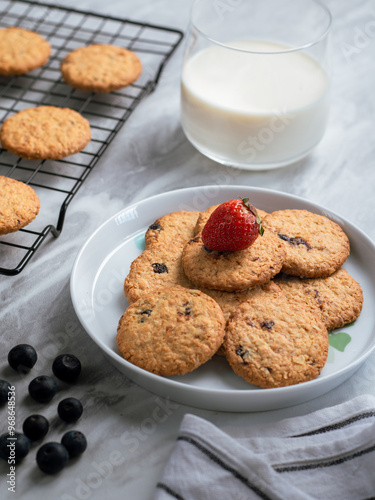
[117,204,363,389]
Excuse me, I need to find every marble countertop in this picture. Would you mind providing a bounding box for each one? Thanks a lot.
[1,0,375,498]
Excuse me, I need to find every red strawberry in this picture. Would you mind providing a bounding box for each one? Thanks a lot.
[201,198,264,252]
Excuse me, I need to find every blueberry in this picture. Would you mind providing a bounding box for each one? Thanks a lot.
[8,344,37,373]
[61,430,87,458]
[0,379,11,406]
[23,414,49,441]
[57,397,83,423]
[28,376,58,403]
[52,354,81,383]
[0,432,30,463]
[36,442,69,474]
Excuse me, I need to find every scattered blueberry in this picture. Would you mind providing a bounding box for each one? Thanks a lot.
[52,354,81,383]
[2,346,87,471]
[0,432,30,463]
[57,397,83,423]
[0,379,11,406]
[28,376,58,404]
[23,415,49,441]
[36,442,69,474]
[61,430,87,458]
[8,344,37,373]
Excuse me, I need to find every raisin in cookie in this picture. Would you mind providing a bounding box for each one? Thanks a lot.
[274,268,363,331]
[224,293,329,388]
[124,244,195,303]
[181,231,285,291]
[116,286,225,376]
[263,209,350,278]
[145,211,199,249]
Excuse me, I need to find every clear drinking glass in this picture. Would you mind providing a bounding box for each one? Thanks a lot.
[180,0,332,170]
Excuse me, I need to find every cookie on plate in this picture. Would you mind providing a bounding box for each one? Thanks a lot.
[181,231,285,291]
[274,268,363,331]
[116,286,225,376]
[203,281,282,357]
[145,211,199,249]
[0,106,91,160]
[223,293,329,388]
[263,209,350,278]
[195,204,268,235]
[0,176,40,235]
[60,44,142,93]
[124,244,195,303]
[203,281,281,324]
[0,27,50,75]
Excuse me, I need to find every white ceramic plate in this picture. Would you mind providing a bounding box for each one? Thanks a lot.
[70,186,375,412]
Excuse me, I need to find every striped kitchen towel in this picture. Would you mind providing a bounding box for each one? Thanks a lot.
[154,394,375,500]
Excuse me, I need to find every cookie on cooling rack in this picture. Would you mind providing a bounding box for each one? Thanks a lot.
[117,286,225,376]
[0,176,40,235]
[223,293,329,388]
[0,27,50,75]
[60,44,142,93]
[263,209,350,278]
[0,106,91,160]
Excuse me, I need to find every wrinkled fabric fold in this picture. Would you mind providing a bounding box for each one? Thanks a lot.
[154,394,375,500]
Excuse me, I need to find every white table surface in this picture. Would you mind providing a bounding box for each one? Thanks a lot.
[1,0,375,498]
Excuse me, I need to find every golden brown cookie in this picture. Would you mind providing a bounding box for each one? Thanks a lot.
[195,204,268,235]
[0,176,40,235]
[0,106,91,160]
[124,244,195,303]
[0,27,50,75]
[202,281,281,324]
[263,209,350,278]
[181,231,285,291]
[204,281,282,357]
[60,44,142,93]
[274,269,363,331]
[116,286,225,376]
[145,211,199,249]
[223,293,329,388]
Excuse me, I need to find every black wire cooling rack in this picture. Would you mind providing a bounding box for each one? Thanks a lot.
[0,0,183,276]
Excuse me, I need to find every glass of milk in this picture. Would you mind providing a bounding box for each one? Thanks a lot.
[181,0,332,170]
